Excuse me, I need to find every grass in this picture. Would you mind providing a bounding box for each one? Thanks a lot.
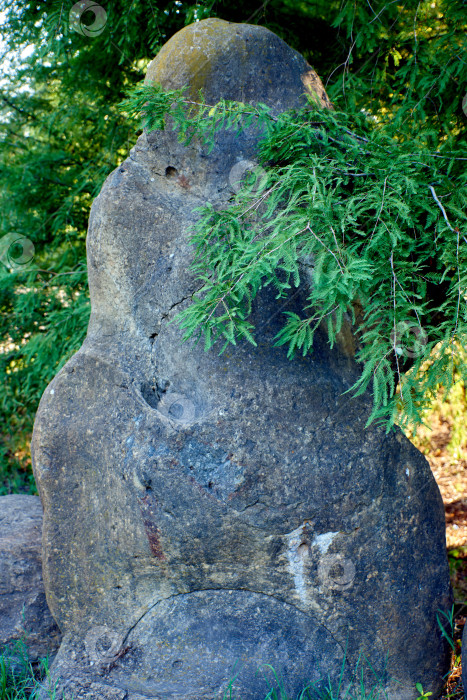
[0,647,390,700]
[222,653,392,700]
[0,640,53,700]
[0,637,461,700]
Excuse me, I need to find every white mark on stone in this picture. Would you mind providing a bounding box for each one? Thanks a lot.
[150,177,155,181]
[405,467,410,477]
[50,389,54,395]
[132,472,146,492]
[312,531,339,555]
[285,523,309,606]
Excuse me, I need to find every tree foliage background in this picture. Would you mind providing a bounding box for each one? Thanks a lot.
[0,0,465,493]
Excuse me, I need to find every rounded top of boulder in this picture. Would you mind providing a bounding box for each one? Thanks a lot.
[145,18,331,113]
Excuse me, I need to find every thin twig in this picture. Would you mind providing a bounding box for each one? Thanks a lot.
[453,227,461,341]
[429,185,454,231]
[369,177,387,243]
[306,224,345,274]
[390,251,403,399]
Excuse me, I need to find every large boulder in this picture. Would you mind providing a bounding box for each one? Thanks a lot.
[32,18,452,700]
[0,495,61,661]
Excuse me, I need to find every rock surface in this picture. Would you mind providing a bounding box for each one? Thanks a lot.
[32,18,452,700]
[0,495,61,661]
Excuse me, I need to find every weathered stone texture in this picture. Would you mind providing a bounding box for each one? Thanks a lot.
[32,18,452,700]
[0,495,61,661]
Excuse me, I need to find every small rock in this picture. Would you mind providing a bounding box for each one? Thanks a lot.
[0,495,61,662]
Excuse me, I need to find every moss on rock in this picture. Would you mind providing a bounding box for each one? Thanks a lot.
[145,18,332,111]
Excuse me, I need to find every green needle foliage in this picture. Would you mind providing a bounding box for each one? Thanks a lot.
[121,69,466,430]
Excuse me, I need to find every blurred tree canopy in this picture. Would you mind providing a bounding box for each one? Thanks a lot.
[0,0,465,492]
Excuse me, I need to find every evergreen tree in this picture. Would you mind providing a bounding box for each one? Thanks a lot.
[0,0,465,492]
